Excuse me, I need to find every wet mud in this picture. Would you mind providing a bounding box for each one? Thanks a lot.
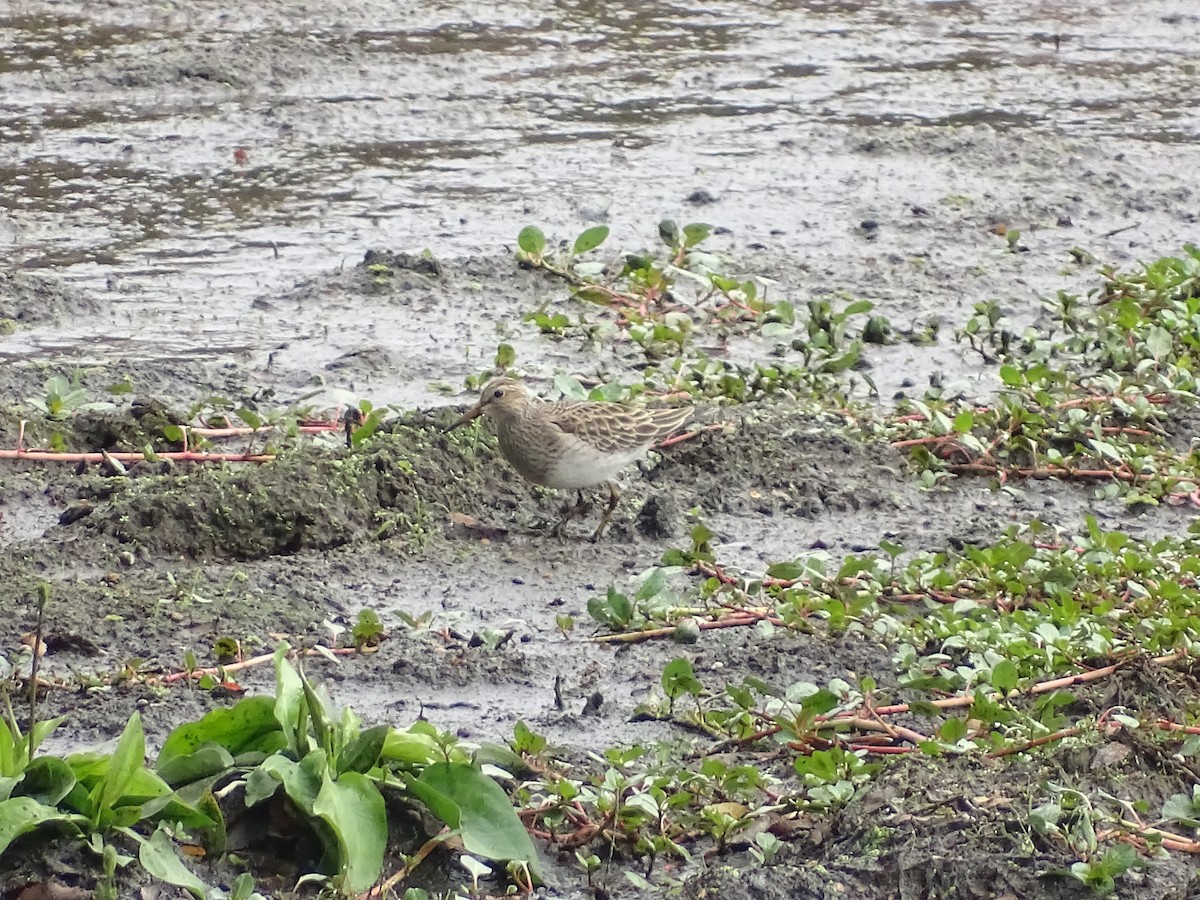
[3,0,1200,897]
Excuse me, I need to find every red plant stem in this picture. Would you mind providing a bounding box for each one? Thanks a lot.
[0,449,274,463]
[656,422,725,449]
[160,645,359,683]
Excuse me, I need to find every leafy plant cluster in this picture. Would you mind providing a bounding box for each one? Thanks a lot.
[880,246,1200,502]
[505,222,887,403]
[584,517,1200,750]
[1,644,538,898]
[515,517,1200,892]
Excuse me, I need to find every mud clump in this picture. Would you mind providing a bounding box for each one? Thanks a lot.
[67,405,913,559]
[658,410,906,517]
[0,271,100,328]
[72,416,524,559]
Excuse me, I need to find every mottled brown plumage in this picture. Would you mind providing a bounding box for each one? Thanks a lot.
[447,377,692,539]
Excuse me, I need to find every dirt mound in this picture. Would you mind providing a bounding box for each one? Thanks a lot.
[657,410,906,518]
[0,271,100,328]
[65,404,910,559]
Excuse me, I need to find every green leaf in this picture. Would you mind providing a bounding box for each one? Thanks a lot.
[841,300,874,317]
[662,657,703,700]
[405,763,542,880]
[158,697,278,769]
[517,226,546,256]
[17,756,76,806]
[998,364,1024,387]
[380,728,441,767]
[939,718,968,742]
[254,751,324,817]
[765,562,805,581]
[139,827,209,900]
[97,713,146,824]
[761,322,792,338]
[0,797,66,856]
[953,410,974,434]
[636,569,668,602]
[157,745,235,788]
[338,725,389,776]
[682,222,712,247]
[493,343,516,369]
[990,659,1019,695]
[273,645,306,755]
[658,219,681,248]
[1144,325,1173,360]
[819,345,861,374]
[235,408,263,429]
[553,374,588,401]
[1162,791,1200,827]
[572,226,610,254]
[312,772,387,893]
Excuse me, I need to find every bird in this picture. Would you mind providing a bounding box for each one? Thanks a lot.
[445,376,692,540]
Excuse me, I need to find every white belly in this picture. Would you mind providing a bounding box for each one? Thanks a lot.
[542,445,648,489]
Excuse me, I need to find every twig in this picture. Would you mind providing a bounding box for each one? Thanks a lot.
[588,611,785,644]
[160,645,359,683]
[987,726,1083,758]
[1103,222,1140,238]
[28,583,49,753]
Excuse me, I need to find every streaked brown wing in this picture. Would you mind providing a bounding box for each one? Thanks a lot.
[549,403,691,454]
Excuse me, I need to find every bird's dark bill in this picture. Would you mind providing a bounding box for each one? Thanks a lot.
[445,403,484,432]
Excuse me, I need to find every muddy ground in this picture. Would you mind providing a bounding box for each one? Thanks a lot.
[3,0,1200,898]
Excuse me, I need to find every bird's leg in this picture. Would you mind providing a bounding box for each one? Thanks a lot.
[552,490,591,537]
[590,482,621,542]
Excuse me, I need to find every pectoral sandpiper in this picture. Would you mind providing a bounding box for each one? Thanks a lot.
[446,377,692,540]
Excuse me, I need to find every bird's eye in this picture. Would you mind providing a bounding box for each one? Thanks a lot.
[493,389,504,398]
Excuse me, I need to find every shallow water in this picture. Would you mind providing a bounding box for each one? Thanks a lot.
[2,0,1197,405]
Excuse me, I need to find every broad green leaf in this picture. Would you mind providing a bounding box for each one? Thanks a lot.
[338,725,389,776]
[658,219,681,248]
[636,568,667,602]
[273,644,306,755]
[662,658,703,700]
[517,226,546,256]
[1162,791,1200,827]
[0,797,69,856]
[406,763,541,880]
[159,697,278,769]
[312,772,387,893]
[572,225,609,254]
[573,285,611,305]
[493,343,516,369]
[1144,325,1172,360]
[380,729,441,767]
[97,714,146,824]
[766,562,805,581]
[1,795,71,854]
[553,374,587,400]
[139,827,208,899]
[269,751,325,816]
[17,756,75,806]
[235,408,263,429]
[682,222,712,247]
[990,659,1019,695]
[157,745,236,788]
